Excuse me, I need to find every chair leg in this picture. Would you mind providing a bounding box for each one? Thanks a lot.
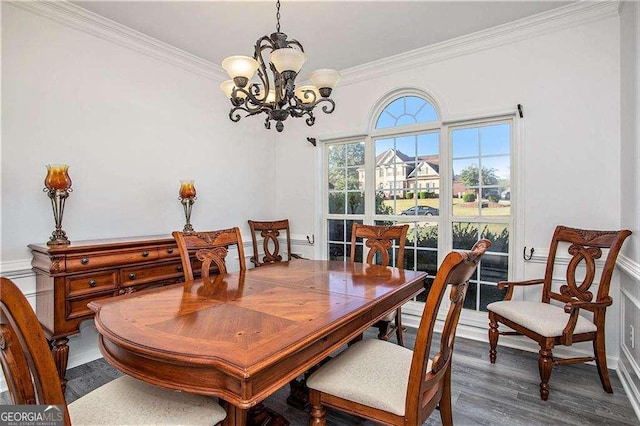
[376,320,392,341]
[538,347,553,401]
[395,307,404,347]
[593,329,613,393]
[308,390,326,426]
[439,366,454,426]
[488,313,499,364]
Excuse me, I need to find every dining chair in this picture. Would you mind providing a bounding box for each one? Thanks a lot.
[0,277,227,425]
[172,227,247,280]
[247,219,302,267]
[488,225,631,400]
[350,223,409,346]
[307,240,490,426]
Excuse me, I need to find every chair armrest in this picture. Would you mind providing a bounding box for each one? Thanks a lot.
[561,297,613,345]
[496,279,545,301]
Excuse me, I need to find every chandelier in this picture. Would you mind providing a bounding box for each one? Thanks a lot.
[220,0,341,132]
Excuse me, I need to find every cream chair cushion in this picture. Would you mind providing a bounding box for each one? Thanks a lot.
[69,375,227,425]
[487,300,597,337]
[307,338,430,416]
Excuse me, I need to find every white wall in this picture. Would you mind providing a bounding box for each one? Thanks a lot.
[275,3,627,363]
[618,0,640,417]
[1,2,277,367]
[1,2,278,260]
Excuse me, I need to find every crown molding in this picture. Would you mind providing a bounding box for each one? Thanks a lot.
[339,0,621,86]
[7,1,227,81]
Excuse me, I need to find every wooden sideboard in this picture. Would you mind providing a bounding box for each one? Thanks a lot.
[29,235,199,389]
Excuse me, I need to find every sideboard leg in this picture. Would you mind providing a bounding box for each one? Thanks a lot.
[50,337,69,392]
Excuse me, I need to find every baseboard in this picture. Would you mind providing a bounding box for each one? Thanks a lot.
[618,346,640,421]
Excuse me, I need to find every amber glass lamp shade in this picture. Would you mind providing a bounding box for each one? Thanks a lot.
[44,164,72,190]
[179,180,196,199]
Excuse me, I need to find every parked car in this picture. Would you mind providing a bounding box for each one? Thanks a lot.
[400,206,439,216]
[501,190,510,200]
[483,189,501,199]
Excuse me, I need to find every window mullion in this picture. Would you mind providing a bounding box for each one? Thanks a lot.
[364,135,375,225]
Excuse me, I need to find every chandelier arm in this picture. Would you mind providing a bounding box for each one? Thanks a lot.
[254,36,277,100]
[305,114,316,127]
[319,98,336,114]
[285,39,304,52]
[234,86,273,112]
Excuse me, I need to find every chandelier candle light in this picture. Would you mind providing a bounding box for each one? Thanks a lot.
[43,164,73,246]
[179,180,196,233]
[220,0,341,132]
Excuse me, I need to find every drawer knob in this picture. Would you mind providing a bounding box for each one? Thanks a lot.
[129,273,136,280]
[176,266,183,272]
[81,257,89,265]
[142,251,149,257]
[89,280,97,288]
[167,248,174,254]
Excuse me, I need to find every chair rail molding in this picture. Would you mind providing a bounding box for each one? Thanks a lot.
[0,259,35,280]
[619,254,640,283]
[7,0,226,81]
[339,0,620,86]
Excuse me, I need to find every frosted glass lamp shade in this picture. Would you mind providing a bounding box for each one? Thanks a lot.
[294,85,320,104]
[309,69,341,90]
[266,90,276,104]
[221,56,259,82]
[220,80,248,99]
[269,48,306,73]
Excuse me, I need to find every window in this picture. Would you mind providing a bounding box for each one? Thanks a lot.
[451,122,511,311]
[324,92,514,314]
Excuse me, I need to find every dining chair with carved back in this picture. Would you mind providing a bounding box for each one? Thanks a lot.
[0,277,227,425]
[247,219,302,267]
[172,227,247,280]
[350,223,409,346]
[487,225,631,400]
[306,240,490,426]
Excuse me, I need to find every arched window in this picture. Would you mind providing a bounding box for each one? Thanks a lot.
[375,95,438,129]
[324,90,513,315]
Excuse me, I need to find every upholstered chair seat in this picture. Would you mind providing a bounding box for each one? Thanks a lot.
[69,375,226,425]
[487,300,597,337]
[307,339,433,416]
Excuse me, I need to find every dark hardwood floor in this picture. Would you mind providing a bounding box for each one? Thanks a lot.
[3,329,637,425]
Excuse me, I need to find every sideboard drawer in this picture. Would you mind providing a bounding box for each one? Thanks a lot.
[66,271,118,298]
[120,261,184,287]
[157,246,180,260]
[66,248,160,272]
[66,291,114,320]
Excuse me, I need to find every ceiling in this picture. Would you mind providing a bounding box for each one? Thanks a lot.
[72,1,574,80]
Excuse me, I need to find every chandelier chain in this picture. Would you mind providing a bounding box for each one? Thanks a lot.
[276,0,281,33]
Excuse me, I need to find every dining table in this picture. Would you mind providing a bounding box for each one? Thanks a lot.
[88,258,426,425]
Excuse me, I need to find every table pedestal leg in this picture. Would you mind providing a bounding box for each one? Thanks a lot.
[222,402,289,426]
[247,403,289,426]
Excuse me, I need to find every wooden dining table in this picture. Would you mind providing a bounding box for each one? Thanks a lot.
[88,259,426,425]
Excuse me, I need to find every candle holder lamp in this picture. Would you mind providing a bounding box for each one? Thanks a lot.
[43,164,73,246]
[179,180,196,233]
